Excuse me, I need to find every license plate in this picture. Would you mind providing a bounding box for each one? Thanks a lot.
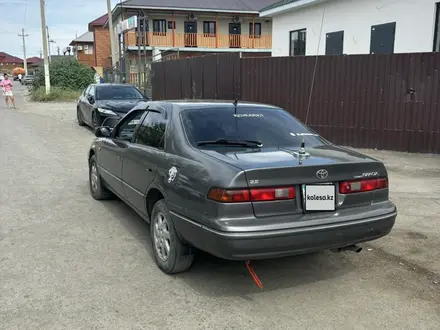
[304,185,335,211]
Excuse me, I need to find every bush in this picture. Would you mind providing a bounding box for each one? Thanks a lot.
[33,57,94,91]
[30,87,82,102]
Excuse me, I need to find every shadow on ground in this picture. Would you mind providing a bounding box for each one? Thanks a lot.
[97,191,358,297]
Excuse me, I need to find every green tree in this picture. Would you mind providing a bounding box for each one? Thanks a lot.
[33,58,94,90]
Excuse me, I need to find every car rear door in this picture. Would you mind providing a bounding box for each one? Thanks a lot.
[121,106,167,215]
[97,109,147,196]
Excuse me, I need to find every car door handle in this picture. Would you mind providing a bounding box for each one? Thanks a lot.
[146,168,152,172]
[118,156,122,160]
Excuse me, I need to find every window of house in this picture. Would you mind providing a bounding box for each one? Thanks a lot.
[153,19,167,35]
[168,21,176,29]
[249,23,262,37]
[325,30,344,55]
[203,21,216,36]
[134,111,167,149]
[434,3,440,51]
[370,22,396,54]
[84,45,94,55]
[289,29,306,56]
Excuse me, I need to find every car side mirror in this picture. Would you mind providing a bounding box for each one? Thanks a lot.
[88,95,95,104]
[94,127,111,138]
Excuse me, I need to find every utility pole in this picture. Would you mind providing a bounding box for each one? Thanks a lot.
[18,28,29,75]
[40,0,50,94]
[106,0,117,67]
[46,26,51,63]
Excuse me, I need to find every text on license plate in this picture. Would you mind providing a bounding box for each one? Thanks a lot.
[304,185,335,211]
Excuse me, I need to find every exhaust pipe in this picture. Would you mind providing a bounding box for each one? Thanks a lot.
[332,245,362,253]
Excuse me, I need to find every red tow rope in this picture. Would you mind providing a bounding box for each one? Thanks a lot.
[245,260,263,289]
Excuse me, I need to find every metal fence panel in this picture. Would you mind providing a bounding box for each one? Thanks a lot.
[151,52,440,153]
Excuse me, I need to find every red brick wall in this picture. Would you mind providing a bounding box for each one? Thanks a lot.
[77,53,95,67]
[93,27,111,68]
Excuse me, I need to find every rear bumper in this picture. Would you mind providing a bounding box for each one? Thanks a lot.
[171,210,397,260]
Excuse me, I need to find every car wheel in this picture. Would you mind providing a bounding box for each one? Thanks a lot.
[77,107,85,126]
[89,155,113,200]
[151,200,194,274]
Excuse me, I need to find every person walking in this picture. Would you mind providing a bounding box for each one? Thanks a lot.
[18,73,23,84]
[0,73,16,109]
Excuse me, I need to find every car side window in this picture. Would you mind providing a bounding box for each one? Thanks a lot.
[134,111,166,149]
[114,111,145,142]
[88,85,95,97]
[84,85,91,96]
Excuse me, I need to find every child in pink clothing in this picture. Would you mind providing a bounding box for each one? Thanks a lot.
[0,73,16,109]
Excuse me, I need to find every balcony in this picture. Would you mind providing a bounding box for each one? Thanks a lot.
[125,31,272,50]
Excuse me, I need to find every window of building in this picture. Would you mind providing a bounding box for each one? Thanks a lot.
[153,19,167,35]
[168,21,176,30]
[370,22,396,54]
[249,23,262,37]
[134,111,167,149]
[325,30,344,55]
[289,29,306,56]
[84,45,94,55]
[434,3,440,51]
[203,21,216,36]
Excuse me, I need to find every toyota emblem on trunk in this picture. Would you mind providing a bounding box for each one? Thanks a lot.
[316,169,328,179]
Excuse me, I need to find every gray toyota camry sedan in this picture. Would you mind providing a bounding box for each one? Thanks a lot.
[88,100,397,274]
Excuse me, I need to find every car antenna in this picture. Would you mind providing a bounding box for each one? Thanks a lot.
[233,93,239,108]
[233,93,240,137]
[304,6,326,126]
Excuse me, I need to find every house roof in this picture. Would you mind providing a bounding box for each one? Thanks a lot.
[260,0,323,17]
[69,31,94,46]
[119,0,277,13]
[0,52,23,64]
[27,56,41,64]
[89,14,108,31]
[90,13,108,26]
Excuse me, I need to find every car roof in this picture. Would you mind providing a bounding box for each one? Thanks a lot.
[94,83,135,88]
[154,99,281,111]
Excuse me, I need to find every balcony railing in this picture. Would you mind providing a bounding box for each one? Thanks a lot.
[126,31,272,49]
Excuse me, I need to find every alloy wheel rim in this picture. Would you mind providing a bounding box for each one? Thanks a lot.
[154,212,171,262]
[90,163,98,192]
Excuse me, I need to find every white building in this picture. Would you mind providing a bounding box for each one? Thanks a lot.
[260,0,440,56]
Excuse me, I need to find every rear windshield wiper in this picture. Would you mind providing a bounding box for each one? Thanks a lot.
[197,139,263,148]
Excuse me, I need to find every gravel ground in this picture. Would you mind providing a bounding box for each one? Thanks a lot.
[1,85,440,330]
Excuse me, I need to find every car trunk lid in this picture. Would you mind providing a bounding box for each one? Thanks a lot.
[201,145,388,217]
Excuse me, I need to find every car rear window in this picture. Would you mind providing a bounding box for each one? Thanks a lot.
[96,86,143,100]
[181,106,326,148]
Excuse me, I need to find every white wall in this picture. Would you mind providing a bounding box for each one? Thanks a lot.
[270,0,439,56]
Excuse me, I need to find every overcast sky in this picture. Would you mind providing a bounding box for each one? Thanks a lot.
[0,0,120,58]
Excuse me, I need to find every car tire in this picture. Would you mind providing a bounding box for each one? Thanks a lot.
[151,200,194,274]
[77,107,85,126]
[89,155,113,200]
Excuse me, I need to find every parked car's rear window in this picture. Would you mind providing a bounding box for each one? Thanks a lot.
[96,86,143,100]
[181,106,326,148]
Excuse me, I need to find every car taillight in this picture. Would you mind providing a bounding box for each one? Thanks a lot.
[207,188,250,203]
[339,178,388,194]
[207,187,295,203]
